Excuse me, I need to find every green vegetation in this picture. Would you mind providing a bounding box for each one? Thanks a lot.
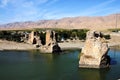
[0,28,111,43]
[54,29,89,42]
[108,28,120,32]
[32,28,89,42]
[39,32,46,45]
[0,31,23,42]
[0,29,89,43]
[103,34,111,40]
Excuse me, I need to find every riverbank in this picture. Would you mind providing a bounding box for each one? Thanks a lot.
[0,40,84,51]
[0,36,120,51]
[59,41,84,50]
[0,40,36,50]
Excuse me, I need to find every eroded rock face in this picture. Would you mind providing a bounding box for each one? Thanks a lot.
[79,30,110,68]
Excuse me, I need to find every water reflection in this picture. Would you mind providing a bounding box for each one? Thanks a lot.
[109,46,120,65]
[78,68,110,80]
[27,49,55,62]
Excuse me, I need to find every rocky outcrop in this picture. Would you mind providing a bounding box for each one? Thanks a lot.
[79,30,110,68]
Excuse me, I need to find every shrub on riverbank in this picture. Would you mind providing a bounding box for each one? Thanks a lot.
[0,31,22,42]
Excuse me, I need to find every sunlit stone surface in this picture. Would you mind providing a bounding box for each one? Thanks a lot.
[79,30,110,68]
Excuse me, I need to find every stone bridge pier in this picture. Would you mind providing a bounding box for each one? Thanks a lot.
[28,31,41,47]
[79,30,110,68]
[40,30,61,53]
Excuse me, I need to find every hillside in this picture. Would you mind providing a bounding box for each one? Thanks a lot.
[0,14,120,30]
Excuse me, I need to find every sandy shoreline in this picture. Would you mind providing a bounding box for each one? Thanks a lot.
[0,40,84,51]
[0,40,36,50]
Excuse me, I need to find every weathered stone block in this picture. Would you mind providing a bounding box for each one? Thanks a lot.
[79,30,110,68]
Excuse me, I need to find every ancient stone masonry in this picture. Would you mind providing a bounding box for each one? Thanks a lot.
[28,31,34,44]
[22,30,61,53]
[28,31,41,47]
[40,30,61,53]
[45,30,53,45]
[79,30,110,68]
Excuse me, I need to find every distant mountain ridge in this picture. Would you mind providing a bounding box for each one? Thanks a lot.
[0,14,120,30]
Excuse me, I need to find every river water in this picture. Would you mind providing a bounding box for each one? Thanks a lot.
[0,48,120,80]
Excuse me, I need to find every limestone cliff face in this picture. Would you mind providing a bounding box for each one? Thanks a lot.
[79,31,110,68]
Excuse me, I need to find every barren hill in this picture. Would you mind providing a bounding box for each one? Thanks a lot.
[0,14,120,30]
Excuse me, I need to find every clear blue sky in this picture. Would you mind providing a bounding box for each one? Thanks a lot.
[0,0,120,24]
